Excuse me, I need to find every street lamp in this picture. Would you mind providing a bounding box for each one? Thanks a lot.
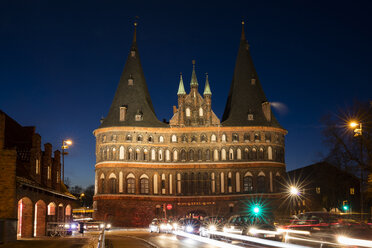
[349,121,364,220]
[62,139,73,184]
[289,185,300,216]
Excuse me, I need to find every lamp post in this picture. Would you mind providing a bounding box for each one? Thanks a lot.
[349,121,363,220]
[289,186,300,216]
[62,139,72,184]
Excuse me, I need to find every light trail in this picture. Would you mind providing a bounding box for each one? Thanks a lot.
[174,231,244,248]
[284,234,338,246]
[277,228,310,235]
[208,230,310,248]
[337,235,372,247]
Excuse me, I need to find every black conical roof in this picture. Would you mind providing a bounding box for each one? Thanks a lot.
[222,23,282,128]
[99,25,167,128]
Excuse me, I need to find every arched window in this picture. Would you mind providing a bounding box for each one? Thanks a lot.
[48,202,56,216]
[205,149,210,161]
[244,133,250,142]
[229,148,234,160]
[181,149,186,161]
[109,173,117,194]
[199,107,203,116]
[235,172,240,192]
[183,173,188,195]
[232,133,239,142]
[158,149,163,161]
[214,149,219,161]
[169,174,173,194]
[171,135,177,143]
[165,150,170,161]
[189,150,194,161]
[143,149,148,161]
[137,135,143,142]
[259,147,264,160]
[126,134,132,141]
[228,172,232,193]
[161,174,166,194]
[222,134,227,142]
[153,174,159,194]
[274,172,282,193]
[257,172,266,193]
[173,150,178,161]
[186,108,191,117]
[190,173,195,194]
[177,173,182,194]
[200,134,207,142]
[221,149,227,161]
[135,148,140,161]
[198,150,202,161]
[126,173,135,194]
[243,172,253,193]
[140,175,149,194]
[268,146,273,160]
[254,133,260,142]
[211,173,216,193]
[182,135,188,142]
[244,148,249,160]
[211,134,217,142]
[203,172,209,195]
[252,148,257,160]
[220,172,225,193]
[148,136,153,142]
[159,136,164,143]
[265,132,271,142]
[237,148,242,160]
[128,148,133,160]
[100,174,105,194]
[119,146,125,160]
[151,149,156,161]
[112,147,116,160]
[191,135,197,142]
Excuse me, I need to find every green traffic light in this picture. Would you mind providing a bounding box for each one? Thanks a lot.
[343,205,349,211]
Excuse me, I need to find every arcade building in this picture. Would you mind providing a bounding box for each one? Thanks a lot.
[93,23,287,227]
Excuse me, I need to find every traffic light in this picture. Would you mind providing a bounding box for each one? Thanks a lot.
[251,205,261,216]
[342,201,349,212]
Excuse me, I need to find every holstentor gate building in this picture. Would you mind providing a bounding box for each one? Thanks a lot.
[93,22,287,227]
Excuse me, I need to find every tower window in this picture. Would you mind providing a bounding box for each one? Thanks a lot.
[248,114,254,120]
[186,108,191,117]
[199,107,203,117]
[126,134,132,141]
[128,74,134,86]
[232,133,239,142]
[251,78,256,85]
[130,50,136,57]
[120,106,127,121]
[135,110,143,121]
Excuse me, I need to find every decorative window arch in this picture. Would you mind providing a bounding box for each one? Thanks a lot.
[252,147,257,160]
[254,133,260,141]
[126,134,132,141]
[126,173,135,194]
[265,132,271,142]
[112,147,116,160]
[186,108,191,117]
[229,148,234,160]
[268,146,273,160]
[235,172,240,192]
[173,150,178,161]
[228,172,232,193]
[244,148,249,160]
[165,150,170,161]
[205,149,210,161]
[237,148,242,160]
[169,174,173,194]
[221,134,227,142]
[182,135,188,143]
[220,172,225,193]
[128,148,133,160]
[153,174,159,194]
[143,149,148,161]
[171,135,177,143]
[259,147,264,160]
[244,133,250,142]
[201,134,207,142]
[191,135,197,142]
[189,150,194,161]
[221,149,227,161]
[209,172,215,193]
[211,134,217,142]
[232,133,239,142]
[119,146,125,160]
[181,149,186,161]
[243,172,253,193]
[161,174,166,194]
[198,149,202,161]
[48,202,56,216]
[140,174,149,194]
[158,149,163,161]
[213,149,219,161]
[257,172,266,193]
[159,136,164,143]
[151,149,156,161]
[148,136,153,142]
[177,173,182,194]
[199,107,203,116]
[137,135,143,142]
[109,173,117,194]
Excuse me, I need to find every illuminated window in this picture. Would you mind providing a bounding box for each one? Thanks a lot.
[211,134,217,142]
[350,188,355,195]
[120,106,127,121]
[171,135,177,143]
[221,134,227,142]
[48,203,56,215]
[186,108,191,117]
[199,107,203,116]
[316,187,321,194]
[159,136,164,143]
[47,166,51,180]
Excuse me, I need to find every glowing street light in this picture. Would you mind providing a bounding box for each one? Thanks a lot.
[62,139,73,184]
[290,186,299,196]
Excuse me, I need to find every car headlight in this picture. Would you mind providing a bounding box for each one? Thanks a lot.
[160,224,166,229]
[166,224,172,229]
[249,228,258,234]
[208,225,216,231]
[106,224,111,228]
[64,224,70,229]
[223,227,228,232]
[173,223,178,229]
[100,224,105,228]
[71,224,77,229]
[186,225,194,233]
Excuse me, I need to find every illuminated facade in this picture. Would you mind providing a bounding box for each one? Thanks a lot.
[93,23,287,227]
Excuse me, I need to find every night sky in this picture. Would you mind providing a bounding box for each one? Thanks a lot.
[1,1,371,188]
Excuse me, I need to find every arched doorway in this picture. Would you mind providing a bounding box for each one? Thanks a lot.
[34,200,46,237]
[57,203,64,222]
[47,202,56,222]
[17,197,33,238]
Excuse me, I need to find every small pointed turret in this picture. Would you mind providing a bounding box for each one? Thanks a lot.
[177,73,186,95]
[203,73,212,95]
[190,60,198,87]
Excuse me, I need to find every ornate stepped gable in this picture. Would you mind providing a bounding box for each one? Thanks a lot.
[169,61,220,127]
[99,23,167,128]
[222,22,282,128]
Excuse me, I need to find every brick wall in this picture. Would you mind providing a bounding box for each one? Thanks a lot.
[0,149,17,219]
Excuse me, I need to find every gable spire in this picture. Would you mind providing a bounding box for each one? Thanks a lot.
[241,20,246,41]
[177,73,186,95]
[203,73,212,95]
[190,60,198,87]
[133,21,138,43]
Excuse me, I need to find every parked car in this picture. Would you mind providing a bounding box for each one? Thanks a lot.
[149,218,173,233]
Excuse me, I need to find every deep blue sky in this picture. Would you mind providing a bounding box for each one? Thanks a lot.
[1,1,371,188]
